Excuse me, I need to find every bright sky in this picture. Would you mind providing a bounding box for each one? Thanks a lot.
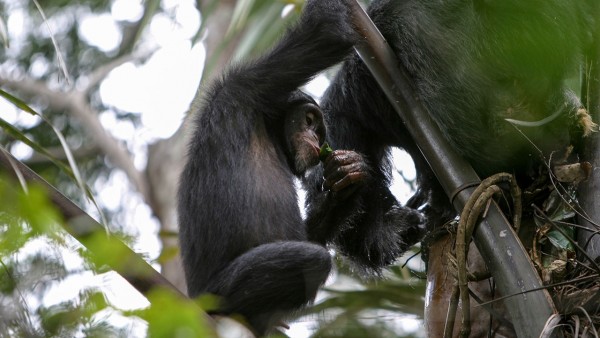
[98,0,203,140]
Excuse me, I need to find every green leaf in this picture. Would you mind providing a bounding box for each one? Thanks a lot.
[0,88,38,115]
[319,142,333,161]
[227,0,256,37]
[157,246,180,264]
[0,89,108,227]
[138,288,216,338]
[17,184,62,235]
[546,227,574,251]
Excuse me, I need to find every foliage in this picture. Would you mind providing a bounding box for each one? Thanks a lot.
[298,252,426,337]
[0,178,131,337]
[0,0,128,212]
[136,288,216,338]
[0,177,217,337]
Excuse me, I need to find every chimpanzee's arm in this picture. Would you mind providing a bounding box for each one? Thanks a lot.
[215,1,360,117]
[304,56,428,271]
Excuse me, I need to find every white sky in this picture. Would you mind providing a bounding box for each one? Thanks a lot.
[99,0,203,140]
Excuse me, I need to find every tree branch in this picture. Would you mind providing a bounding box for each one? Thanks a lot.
[0,75,150,201]
[0,148,176,293]
[348,2,557,337]
[82,47,155,94]
[25,144,99,165]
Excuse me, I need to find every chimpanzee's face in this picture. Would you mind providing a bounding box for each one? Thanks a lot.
[284,100,326,174]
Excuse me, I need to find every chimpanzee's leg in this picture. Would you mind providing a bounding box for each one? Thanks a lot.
[208,241,332,335]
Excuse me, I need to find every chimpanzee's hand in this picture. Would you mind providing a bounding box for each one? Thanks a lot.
[301,0,360,46]
[323,150,370,200]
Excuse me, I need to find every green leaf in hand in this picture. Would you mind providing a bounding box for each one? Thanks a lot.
[319,142,333,162]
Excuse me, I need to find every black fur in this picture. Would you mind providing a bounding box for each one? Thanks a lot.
[179,0,597,333]
[177,1,362,335]
[305,0,597,269]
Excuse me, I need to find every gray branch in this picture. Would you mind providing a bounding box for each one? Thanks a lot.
[0,75,150,201]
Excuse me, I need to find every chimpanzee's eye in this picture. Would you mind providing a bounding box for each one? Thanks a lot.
[306,112,315,126]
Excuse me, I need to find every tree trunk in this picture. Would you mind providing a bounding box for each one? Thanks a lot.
[425,237,516,337]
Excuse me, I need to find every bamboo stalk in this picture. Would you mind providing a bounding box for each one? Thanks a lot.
[348,2,557,337]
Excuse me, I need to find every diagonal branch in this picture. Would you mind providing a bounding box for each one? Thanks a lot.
[0,75,150,201]
[82,47,156,94]
[348,2,557,337]
[0,148,204,313]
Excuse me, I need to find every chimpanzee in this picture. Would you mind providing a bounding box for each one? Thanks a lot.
[177,0,423,335]
[304,0,598,271]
